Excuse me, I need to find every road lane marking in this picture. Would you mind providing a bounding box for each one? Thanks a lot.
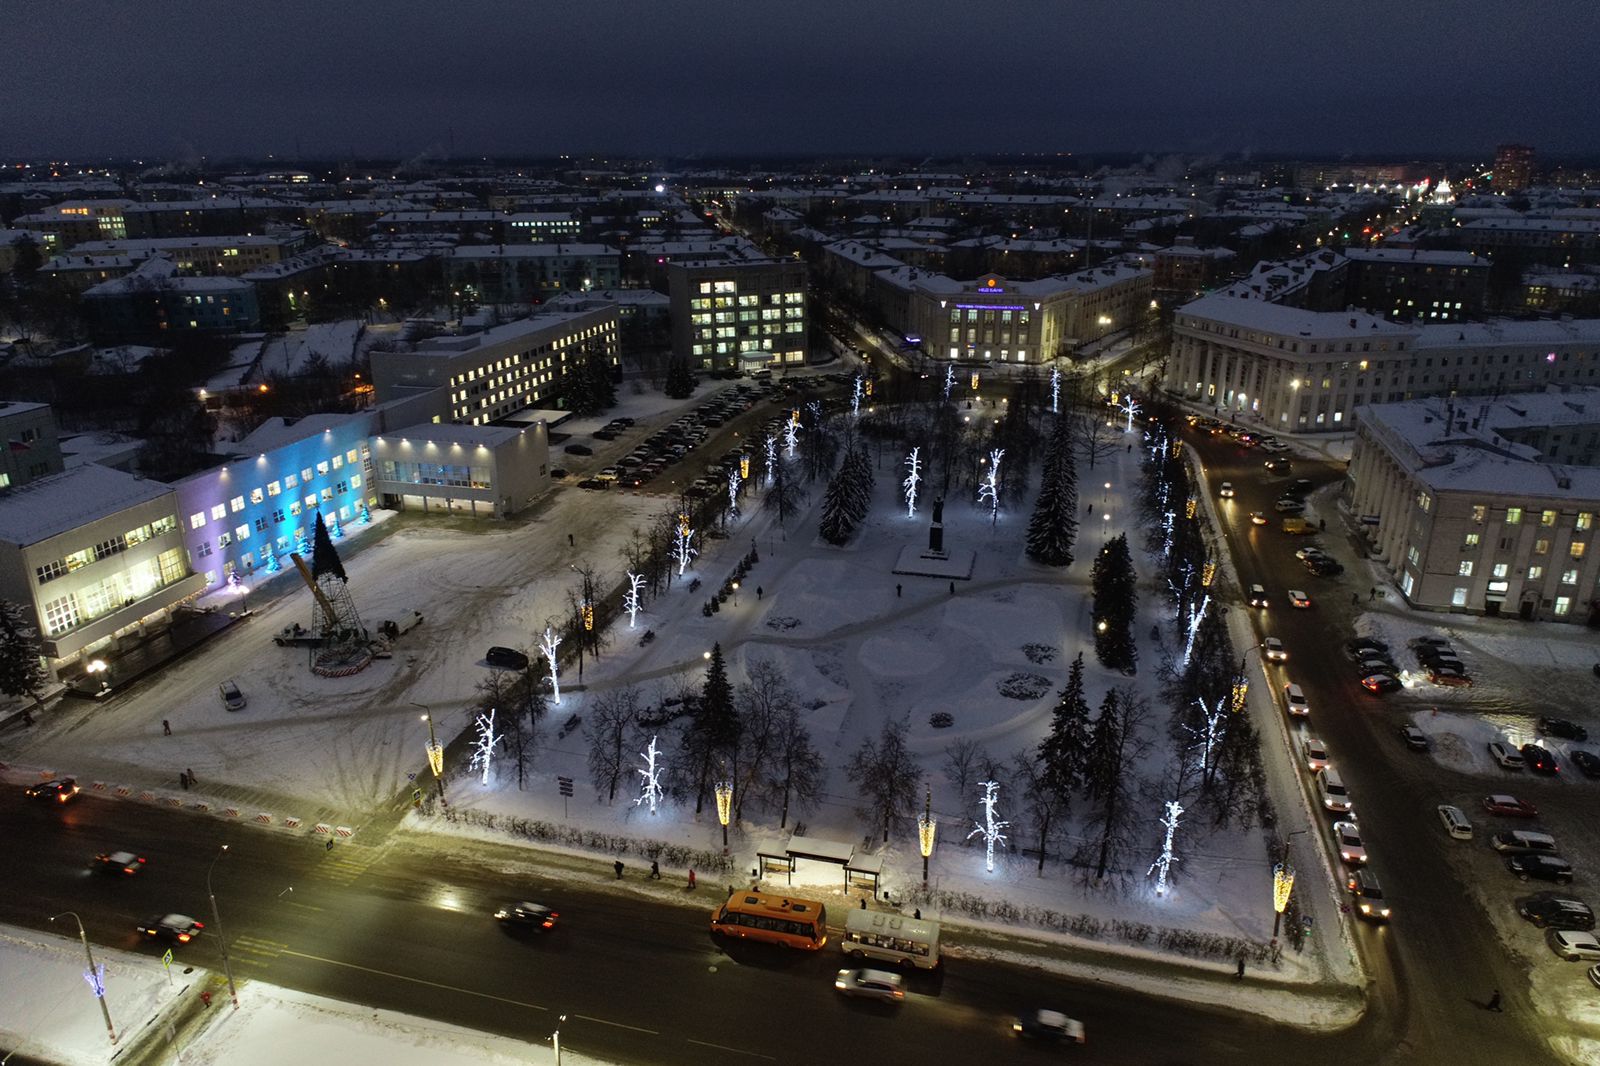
[685,1037,776,1060]
[280,949,548,1011]
[573,1014,659,1035]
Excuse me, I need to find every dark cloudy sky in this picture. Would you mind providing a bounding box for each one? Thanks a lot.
[5,0,1595,162]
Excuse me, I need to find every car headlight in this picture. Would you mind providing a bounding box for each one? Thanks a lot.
[1360,903,1371,913]
[1013,1023,1023,1033]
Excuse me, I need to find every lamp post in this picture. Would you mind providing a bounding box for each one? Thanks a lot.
[917,790,937,884]
[415,706,445,803]
[552,1014,568,1066]
[715,781,733,849]
[86,658,110,696]
[206,846,240,1009]
[731,581,740,606]
[49,911,116,1046]
[1272,829,1309,938]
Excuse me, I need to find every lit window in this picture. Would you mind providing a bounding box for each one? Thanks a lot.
[1528,565,1544,580]
[1458,561,1473,577]
[1535,539,1550,555]
[1492,563,1508,578]
[1451,588,1468,606]
[1471,504,1487,522]
[1578,512,1593,531]
[1506,507,1523,525]
[1462,533,1480,549]
[1555,596,1572,615]
[1541,509,1558,526]
[235,524,250,542]
[249,488,264,504]
[1562,568,1579,585]
[190,512,206,529]
[211,504,226,521]
[268,481,281,496]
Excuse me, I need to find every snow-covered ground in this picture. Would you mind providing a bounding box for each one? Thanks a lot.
[0,926,604,1066]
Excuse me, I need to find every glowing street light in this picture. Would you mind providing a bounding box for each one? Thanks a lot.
[49,911,116,1045]
[731,581,740,606]
[715,781,733,848]
[418,710,446,802]
[206,845,241,1009]
[917,790,937,884]
[1272,863,1295,938]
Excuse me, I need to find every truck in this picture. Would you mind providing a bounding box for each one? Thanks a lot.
[378,611,424,640]
[1281,516,1314,535]
[273,623,324,647]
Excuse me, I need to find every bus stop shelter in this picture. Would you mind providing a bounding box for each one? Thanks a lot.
[759,835,881,892]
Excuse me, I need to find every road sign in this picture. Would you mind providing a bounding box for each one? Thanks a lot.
[162,949,173,968]
[557,777,574,797]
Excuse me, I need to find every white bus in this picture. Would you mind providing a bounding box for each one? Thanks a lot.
[841,909,941,970]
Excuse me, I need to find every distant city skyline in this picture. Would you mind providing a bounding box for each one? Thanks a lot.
[3,0,1595,162]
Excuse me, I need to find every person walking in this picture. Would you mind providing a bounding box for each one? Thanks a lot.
[649,860,661,880]
[187,768,197,785]
[913,908,922,920]
[859,898,867,910]
[896,583,902,598]
[162,719,172,736]
[1487,990,1503,1012]
[179,771,189,791]
[568,533,574,547]
[688,869,697,890]
[1370,586,1378,601]
[756,586,763,600]
[1352,592,1360,606]
[614,860,624,879]
[948,581,955,595]
[1235,956,1246,979]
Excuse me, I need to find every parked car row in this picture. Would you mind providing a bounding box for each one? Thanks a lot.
[1409,635,1473,687]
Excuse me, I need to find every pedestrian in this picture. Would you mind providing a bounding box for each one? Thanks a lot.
[913,908,922,920]
[949,581,955,595]
[179,771,189,791]
[650,860,660,880]
[568,532,574,547]
[1318,518,1326,531]
[688,869,697,890]
[187,768,196,785]
[614,860,624,879]
[1370,586,1377,601]
[1352,592,1360,606]
[1086,503,1093,515]
[1487,990,1502,1012]
[756,586,763,600]
[22,710,33,727]
[896,583,902,598]
[162,719,172,736]
[1235,956,1246,979]
[860,898,867,910]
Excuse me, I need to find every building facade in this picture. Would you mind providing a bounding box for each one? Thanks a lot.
[1494,144,1535,193]
[446,244,622,304]
[1349,391,1600,624]
[371,421,550,517]
[668,258,808,370]
[0,401,65,491]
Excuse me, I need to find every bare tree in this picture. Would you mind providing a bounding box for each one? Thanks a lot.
[732,659,793,821]
[846,718,924,843]
[767,704,824,830]
[1080,686,1154,884]
[1077,412,1119,471]
[942,738,983,818]
[1012,749,1064,874]
[762,456,809,540]
[585,685,644,803]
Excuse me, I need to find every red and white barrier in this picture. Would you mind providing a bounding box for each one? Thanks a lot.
[254,812,272,824]
[333,826,354,838]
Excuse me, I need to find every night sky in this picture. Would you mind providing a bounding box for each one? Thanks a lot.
[6,0,1595,162]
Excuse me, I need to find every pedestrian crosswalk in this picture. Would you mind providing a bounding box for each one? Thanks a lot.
[310,842,382,886]
[230,935,288,969]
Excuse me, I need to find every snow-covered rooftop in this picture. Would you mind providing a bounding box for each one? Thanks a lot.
[0,464,173,546]
[1177,292,1414,341]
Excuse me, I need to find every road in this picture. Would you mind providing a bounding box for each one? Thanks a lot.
[1187,425,1575,1063]
[0,788,1482,1066]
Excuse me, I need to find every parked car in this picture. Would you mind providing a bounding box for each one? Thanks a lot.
[138,914,204,944]
[1518,893,1594,931]
[1522,744,1560,775]
[1318,768,1353,813]
[1287,478,1315,497]
[1483,795,1539,817]
[494,902,559,931]
[485,646,530,671]
[1014,1009,1086,1044]
[575,479,610,490]
[1547,930,1600,962]
[1346,870,1391,921]
[1306,557,1344,576]
[562,443,593,456]
[1346,638,1390,655]
[1361,674,1402,694]
[1492,830,1559,855]
[1487,741,1525,770]
[1302,736,1330,772]
[1275,498,1304,513]
[1410,636,1453,649]
[1539,718,1590,742]
[1333,820,1368,865]
[834,968,904,1002]
[1397,724,1429,751]
[1571,750,1600,778]
[1428,666,1473,687]
[219,680,246,712]
[591,429,618,441]
[24,778,80,804]
[1437,804,1473,840]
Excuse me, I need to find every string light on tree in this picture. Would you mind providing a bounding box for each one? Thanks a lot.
[727,467,743,518]
[943,364,955,403]
[539,626,562,705]
[967,780,1010,873]
[1148,800,1185,896]
[851,373,864,418]
[917,789,937,883]
[1184,695,1228,775]
[902,446,922,518]
[470,708,501,785]
[1272,862,1295,936]
[1050,366,1061,414]
[624,571,645,628]
[636,735,665,815]
[783,416,801,458]
[978,448,1004,525]
[673,516,698,576]
[1180,592,1210,667]
[970,370,981,391]
[1119,394,1141,434]
[1186,496,1198,520]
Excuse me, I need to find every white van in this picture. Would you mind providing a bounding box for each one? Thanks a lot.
[1436,804,1473,840]
[1319,768,1353,813]
[1491,830,1559,855]
[841,909,941,970]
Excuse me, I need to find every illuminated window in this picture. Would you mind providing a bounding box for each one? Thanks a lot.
[1572,542,1587,559]
[1451,588,1468,606]
[316,461,330,477]
[249,488,264,504]
[1505,507,1523,525]
[1562,568,1579,585]
[1492,563,1508,578]
[1578,512,1593,531]
[190,512,206,529]
[1528,565,1544,580]
[234,524,249,542]
[1541,509,1558,526]
[267,480,281,496]
[301,468,313,483]
[1462,533,1479,549]
[1458,561,1473,577]
[211,504,226,521]
[284,474,298,489]
[1535,539,1550,555]
[1471,504,1487,522]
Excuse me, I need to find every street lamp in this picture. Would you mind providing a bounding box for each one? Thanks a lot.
[416,708,446,803]
[86,658,110,695]
[731,581,740,606]
[715,781,733,849]
[1272,829,1309,938]
[49,911,116,1045]
[552,1014,569,1066]
[1103,481,1111,502]
[206,846,240,1009]
[917,790,937,885]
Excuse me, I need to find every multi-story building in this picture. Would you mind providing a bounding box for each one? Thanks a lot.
[1349,389,1600,623]
[370,420,550,518]
[0,401,65,491]
[82,256,259,340]
[1522,272,1600,316]
[370,309,619,424]
[0,464,203,666]
[8,200,134,248]
[62,234,306,277]
[506,212,583,242]
[1163,293,1600,431]
[668,258,808,371]
[120,197,303,239]
[446,244,621,304]
[1494,144,1535,193]
[1342,247,1490,322]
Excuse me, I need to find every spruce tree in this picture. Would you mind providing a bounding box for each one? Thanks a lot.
[664,356,695,399]
[0,599,47,714]
[1025,420,1079,566]
[818,463,858,545]
[1091,533,1138,673]
[1038,652,1092,806]
[1082,688,1122,802]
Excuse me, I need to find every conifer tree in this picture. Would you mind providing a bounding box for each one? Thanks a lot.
[1091,533,1138,673]
[1038,652,1093,805]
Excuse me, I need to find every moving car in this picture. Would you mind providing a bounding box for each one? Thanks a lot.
[1302,736,1330,772]
[1509,855,1574,884]
[1306,557,1344,576]
[1547,930,1600,962]
[1288,589,1311,608]
[1319,768,1353,813]
[1346,638,1390,655]
[1518,893,1594,931]
[1521,744,1560,775]
[1275,498,1304,513]
[1263,637,1287,662]
[1333,820,1368,865]
[1248,584,1270,608]
[834,968,904,1002]
[1539,718,1590,742]
[1284,683,1310,717]
[494,902,559,931]
[485,646,530,671]
[1346,870,1391,921]
[219,679,246,712]
[91,851,147,876]
[25,779,80,804]
[1397,724,1429,751]
[1014,1009,1086,1044]
[1483,795,1539,817]
[1219,482,1235,499]
[138,914,204,943]
[1487,741,1525,770]
[1361,674,1402,694]
[1249,511,1269,526]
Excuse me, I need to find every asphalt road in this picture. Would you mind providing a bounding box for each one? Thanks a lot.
[0,786,1485,1066]
[1187,425,1572,1063]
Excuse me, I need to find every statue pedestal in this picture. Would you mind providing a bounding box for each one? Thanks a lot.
[892,543,974,580]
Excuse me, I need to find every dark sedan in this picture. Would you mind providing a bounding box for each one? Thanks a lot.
[24,778,80,804]
[1540,718,1590,742]
[1522,744,1561,775]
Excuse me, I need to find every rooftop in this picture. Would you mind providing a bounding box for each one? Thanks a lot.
[0,464,174,546]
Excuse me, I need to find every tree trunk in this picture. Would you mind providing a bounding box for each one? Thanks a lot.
[1037,807,1051,874]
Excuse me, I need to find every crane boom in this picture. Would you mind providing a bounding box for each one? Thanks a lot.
[289,553,341,630]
